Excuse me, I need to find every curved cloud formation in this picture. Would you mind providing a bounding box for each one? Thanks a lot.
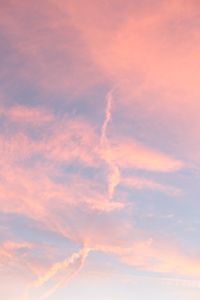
[0,1,200,300]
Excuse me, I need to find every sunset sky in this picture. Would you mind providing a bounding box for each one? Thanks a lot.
[0,1,200,299]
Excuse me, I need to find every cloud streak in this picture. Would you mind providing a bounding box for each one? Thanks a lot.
[100,90,121,199]
[0,1,198,299]
[21,248,90,300]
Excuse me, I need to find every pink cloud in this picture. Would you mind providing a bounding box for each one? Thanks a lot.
[100,138,183,172]
[121,176,181,196]
[0,2,198,297]
[0,1,103,97]
[0,240,34,279]
[62,0,200,164]
[6,105,54,125]
[121,239,200,277]
[44,117,98,166]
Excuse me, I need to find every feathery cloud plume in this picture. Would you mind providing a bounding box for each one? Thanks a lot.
[21,247,90,300]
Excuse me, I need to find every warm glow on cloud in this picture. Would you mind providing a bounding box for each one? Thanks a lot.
[0,1,200,300]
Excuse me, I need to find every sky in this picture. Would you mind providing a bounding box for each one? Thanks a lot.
[0,0,200,299]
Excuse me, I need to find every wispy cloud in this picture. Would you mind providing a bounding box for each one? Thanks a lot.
[0,1,199,299]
